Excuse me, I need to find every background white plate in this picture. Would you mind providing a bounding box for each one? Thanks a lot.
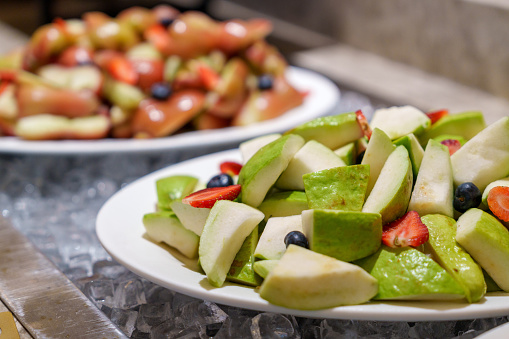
[0,67,339,155]
[96,149,509,321]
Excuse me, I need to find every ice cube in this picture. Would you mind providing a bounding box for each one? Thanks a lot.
[112,279,146,309]
[250,313,299,339]
[110,308,138,337]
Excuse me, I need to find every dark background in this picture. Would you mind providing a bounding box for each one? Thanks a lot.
[1,0,213,35]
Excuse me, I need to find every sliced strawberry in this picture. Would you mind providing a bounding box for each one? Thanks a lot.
[0,69,17,82]
[440,139,461,155]
[426,109,449,124]
[182,185,241,208]
[53,17,70,36]
[107,56,138,85]
[382,211,429,248]
[198,64,220,91]
[487,186,509,222]
[355,109,372,140]
[144,24,172,53]
[0,81,11,96]
[220,161,242,176]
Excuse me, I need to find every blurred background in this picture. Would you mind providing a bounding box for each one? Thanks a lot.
[2,0,509,123]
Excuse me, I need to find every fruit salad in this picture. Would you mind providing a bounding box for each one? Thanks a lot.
[0,5,304,140]
[143,105,509,310]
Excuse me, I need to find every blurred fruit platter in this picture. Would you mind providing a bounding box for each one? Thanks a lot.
[0,5,310,141]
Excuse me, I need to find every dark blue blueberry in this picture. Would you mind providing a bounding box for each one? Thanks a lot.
[207,174,234,188]
[257,74,273,90]
[76,60,95,66]
[454,182,482,213]
[284,231,309,249]
[159,17,175,28]
[151,82,172,100]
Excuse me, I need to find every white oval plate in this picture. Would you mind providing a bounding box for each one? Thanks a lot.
[0,67,338,155]
[96,149,509,321]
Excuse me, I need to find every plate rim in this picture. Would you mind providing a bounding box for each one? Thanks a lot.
[0,66,339,155]
[96,148,509,321]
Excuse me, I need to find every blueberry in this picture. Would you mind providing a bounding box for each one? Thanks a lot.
[257,74,273,90]
[159,17,175,28]
[207,174,234,188]
[454,182,482,213]
[151,82,172,100]
[284,231,309,249]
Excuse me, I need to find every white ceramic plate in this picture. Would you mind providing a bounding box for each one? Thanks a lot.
[96,149,509,321]
[0,67,339,155]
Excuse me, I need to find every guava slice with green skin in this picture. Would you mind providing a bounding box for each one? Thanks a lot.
[238,134,305,207]
[156,175,198,211]
[407,139,454,218]
[126,42,163,60]
[284,112,364,150]
[275,140,346,191]
[253,259,279,279]
[361,128,395,197]
[303,164,369,211]
[334,142,356,165]
[103,76,146,110]
[432,134,467,146]
[259,245,378,310]
[422,214,486,303]
[254,215,303,260]
[355,246,465,300]
[163,55,183,82]
[451,116,509,191]
[362,145,413,224]
[169,200,210,236]
[456,208,509,292]
[143,211,199,259]
[257,191,308,221]
[481,176,509,209]
[226,227,262,287]
[418,111,486,146]
[369,105,431,140]
[393,133,424,180]
[239,133,281,164]
[302,209,382,262]
[199,200,264,287]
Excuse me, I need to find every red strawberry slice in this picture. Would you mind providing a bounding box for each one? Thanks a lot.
[0,81,10,96]
[144,24,172,54]
[182,184,241,208]
[53,17,71,36]
[440,139,461,155]
[355,109,372,140]
[198,64,220,91]
[220,161,242,176]
[0,69,17,82]
[487,186,509,222]
[107,56,138,85]
[382,211,429,248]
[426,109,449,124]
